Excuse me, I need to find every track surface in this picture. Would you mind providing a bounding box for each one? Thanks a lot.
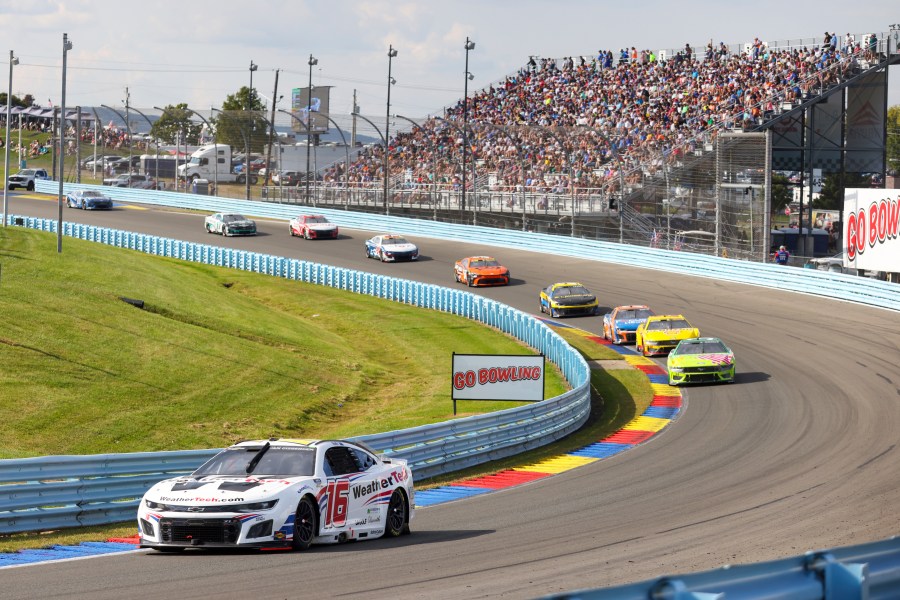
[4,195,900,599]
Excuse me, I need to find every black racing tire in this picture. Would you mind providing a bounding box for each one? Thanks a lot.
[206,224,213,234]
[222,227,229,237]
[304,230,312,240]
[382,490,409,538]
[466,273,474,287]
[379,250,386,262]
[539,302,545,314]
[292,496,318,551]
[289,226,296,237]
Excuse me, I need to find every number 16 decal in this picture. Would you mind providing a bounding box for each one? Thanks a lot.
[325,480,349,527]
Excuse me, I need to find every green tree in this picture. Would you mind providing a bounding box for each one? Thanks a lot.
[214,87,268,154]
[770,172,792,214]
[0,93,27,108]
[151,103,203,145]
[888,104,900,175]
[813,172,872,210]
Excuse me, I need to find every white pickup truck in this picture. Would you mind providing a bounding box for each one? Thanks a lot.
[7,168,50,191]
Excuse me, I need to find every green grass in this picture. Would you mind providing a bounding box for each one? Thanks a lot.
[0,227,567,458]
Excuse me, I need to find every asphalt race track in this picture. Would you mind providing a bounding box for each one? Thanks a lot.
[4,194,900,600]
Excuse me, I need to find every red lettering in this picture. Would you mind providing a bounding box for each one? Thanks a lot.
[868,203,878,248]
[465,370,476,388]
[478,369,487,385]
[856,209,867,256]
[847,212,857,260]
[453,371,465,390]
[877,200,887,244]
[887,198,900,240]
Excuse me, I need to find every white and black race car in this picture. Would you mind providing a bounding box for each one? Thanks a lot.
[138,438,414,551]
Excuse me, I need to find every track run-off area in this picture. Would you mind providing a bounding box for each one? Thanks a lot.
[2,192,899,600]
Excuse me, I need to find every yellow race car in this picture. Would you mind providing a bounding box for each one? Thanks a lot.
[635,315,699,357]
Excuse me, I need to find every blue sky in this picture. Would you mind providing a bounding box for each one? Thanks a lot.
[1,0,897,134]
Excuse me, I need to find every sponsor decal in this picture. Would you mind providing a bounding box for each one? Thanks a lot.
[453,366,542,390]
[158,496,244,503]
[351,475,396,500]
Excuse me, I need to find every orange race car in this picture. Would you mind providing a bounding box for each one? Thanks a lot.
[453,256,510,287]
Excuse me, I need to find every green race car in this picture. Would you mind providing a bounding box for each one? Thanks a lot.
[667,337,736,386]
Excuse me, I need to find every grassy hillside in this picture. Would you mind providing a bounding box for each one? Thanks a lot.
[0,227,568,459]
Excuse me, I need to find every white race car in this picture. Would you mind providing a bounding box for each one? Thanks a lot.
[138,438,414,551]
[204,213,257,236]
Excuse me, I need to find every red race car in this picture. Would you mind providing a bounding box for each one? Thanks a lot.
[289,214,339,239]
[454,256,510,287]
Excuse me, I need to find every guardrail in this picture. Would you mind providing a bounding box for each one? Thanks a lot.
[34,181,900,312]
[0,214,590,534]
[541,536,900,600]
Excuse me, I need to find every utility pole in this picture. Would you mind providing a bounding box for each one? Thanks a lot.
[351,89,358,148]
[125,87,131,177]
[264,69,279,187]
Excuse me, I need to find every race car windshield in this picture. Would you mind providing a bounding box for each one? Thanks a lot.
[82,191,103,198]
[192,447,317,477]
[471,259,499,268]
[222,215,246,223]
[306,216,328,223]
[620,308,652,319]
[382,237,408,245]
[647,319,691,331]
[679,341,727,354]
[553,286,591,297]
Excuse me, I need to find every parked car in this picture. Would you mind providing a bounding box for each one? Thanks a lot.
[364,234,419,262]
[137,438,414,551]
[289,214,339,239]
[273,170,302,186]
[453,256,510,287]
[667,337,736,385]
[83,155,121,170]
[102,173,156,189]
[7,168,51,191]
[635,315,700,357]
[66,189,114,210]
[204,212,257,237]
[539,282,600,318]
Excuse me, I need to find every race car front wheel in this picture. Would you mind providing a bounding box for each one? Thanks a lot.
[292,496,318,551]
[383,490,409,538]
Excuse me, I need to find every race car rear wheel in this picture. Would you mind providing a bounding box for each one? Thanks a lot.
[383,490,409,538]
[466,273,474,287]
[292,496,318,551]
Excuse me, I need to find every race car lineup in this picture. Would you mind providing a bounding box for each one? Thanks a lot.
[194,211,734,386]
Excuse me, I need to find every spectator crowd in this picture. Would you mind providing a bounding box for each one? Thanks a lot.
[323,31,881,200]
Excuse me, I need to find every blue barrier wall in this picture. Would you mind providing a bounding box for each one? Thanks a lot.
[0,215,590,534]
[32,181,900,312]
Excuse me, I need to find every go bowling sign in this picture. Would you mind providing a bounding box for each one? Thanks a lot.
[451,353,545,411]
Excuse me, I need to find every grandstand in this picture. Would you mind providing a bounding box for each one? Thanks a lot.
[289,29,899,262]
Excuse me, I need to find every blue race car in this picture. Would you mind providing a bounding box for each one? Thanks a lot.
[66,189,114,210]
[602,305,654,344]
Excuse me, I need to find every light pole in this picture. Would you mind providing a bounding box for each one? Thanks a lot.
[246,60,257,201]
[279,109,350,207]
[2,50,18,228]
[462,37,475,216]
[305,54,317,204]
[384,45,397,215]
[57,33,72,254]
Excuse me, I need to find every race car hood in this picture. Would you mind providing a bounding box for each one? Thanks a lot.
[381,243,417,252]
[146,476,299,504]
[613,318,646,331]
[309,223,337,231]
[471,266,507,275]
[669,353,733,367]
[643,327,699,340]
[552,294,596,306]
